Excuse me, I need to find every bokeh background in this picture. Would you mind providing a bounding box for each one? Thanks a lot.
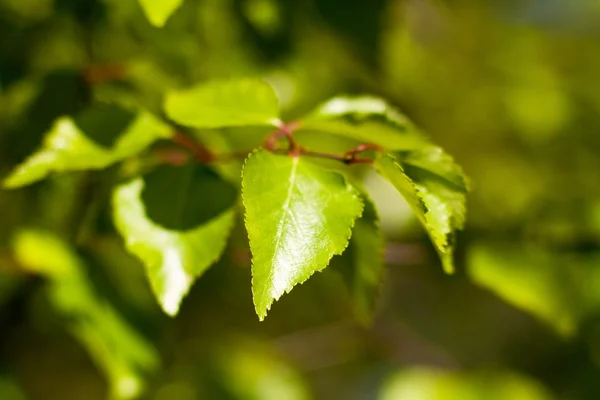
[2,0,600,399]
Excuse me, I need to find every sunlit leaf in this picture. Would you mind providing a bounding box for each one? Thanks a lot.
[335,195,385,325]
[164,79,281,129]
[112,164,236,316]
[12,230,159,400]
[374,152,466,274]
[242,150,363,320]
[138,0,184,27]
[3,105,172,188]
[300,96,431,150]
[380,368,553,400]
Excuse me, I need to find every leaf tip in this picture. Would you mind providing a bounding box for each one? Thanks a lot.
[160,299,181,317]
[254,300,271,321]
[139,0,183,28]
[1,177,17,190]
[148,17,167,28]
[2,173,35,189]
[441,254,455,275]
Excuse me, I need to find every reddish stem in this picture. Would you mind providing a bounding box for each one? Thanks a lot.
[264,121,302,157]
[84,64,127,85]
[167,122,382,167]
[341,143,384,165]
[155,148,191,166]
[172,132,214,163]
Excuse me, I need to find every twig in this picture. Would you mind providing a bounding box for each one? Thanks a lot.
[172,132,214,163]
[83,63,127,85]
[169,122,382,167]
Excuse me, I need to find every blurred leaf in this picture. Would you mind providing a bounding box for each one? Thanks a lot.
[505,85,571,142]
[374,153,467,274]
[0,376,26,400]
[214,340,310,400]
[90,238,159,311]
[138,0,184,27]
[241,0,283,37]
[242,150,363,320]
[3,106,172,188]
[141,164,238,230]
[300,96,431,150]
[112,164,236,316]
[380,368,553,400]
[12,230,159,399]
[467,244,600,336]
[336,195,385,325]
[164,79,281,128]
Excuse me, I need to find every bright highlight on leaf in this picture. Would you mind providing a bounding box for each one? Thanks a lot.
[112,165,236,316]
[3,106,172,188]
[12,230,159,400]
[138,0,184,27]
[374,150,467,274]
[380,368,553,400]
[242,150,364,320]
[165,79,281,129]
[214,341,310,400]
[300,96,431,150]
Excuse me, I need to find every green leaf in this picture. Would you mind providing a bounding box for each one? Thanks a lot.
[3,105,172,188]
[467,244,600,337]
[138,0,184,27]
[374,152,467,274]
[112,164,236,316]
[336,195,385,325]
[164,79,281,129]
[380,368,553,400]
[300,96,431,150]
[242,150,364,320]
[398,146,470,192]
[12,230,159,400]
[214,340,310,400]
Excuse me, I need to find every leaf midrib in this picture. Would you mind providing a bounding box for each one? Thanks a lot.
[258,156,300,312]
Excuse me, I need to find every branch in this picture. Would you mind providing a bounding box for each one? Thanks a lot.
[83,63,127,85]
[264,121,301,156]
[167,123,383,168]
[264,122,382,164]
[172,132,214,163]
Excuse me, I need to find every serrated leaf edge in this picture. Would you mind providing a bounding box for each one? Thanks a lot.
[376,153,460,274]
[112,178,235,316]
[241,149,365,320]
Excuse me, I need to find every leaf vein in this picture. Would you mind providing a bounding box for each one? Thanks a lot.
[258,156,299,308]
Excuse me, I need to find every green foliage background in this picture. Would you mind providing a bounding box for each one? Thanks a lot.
[1,0,600,398]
